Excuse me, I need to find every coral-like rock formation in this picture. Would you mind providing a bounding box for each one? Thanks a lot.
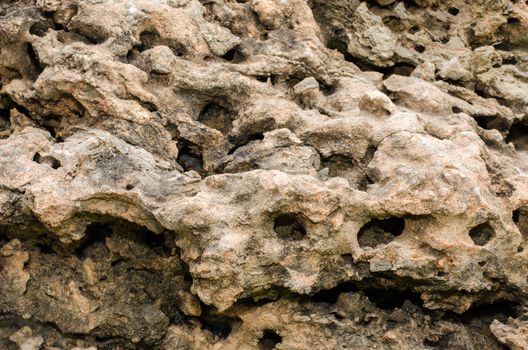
[0,0,527,349]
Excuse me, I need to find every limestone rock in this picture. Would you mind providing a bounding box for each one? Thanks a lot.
[9,327,43,350]
[0,0,526,349]
[491,318,528,350]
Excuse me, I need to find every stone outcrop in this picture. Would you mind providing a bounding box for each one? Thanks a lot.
[0,0,527,349]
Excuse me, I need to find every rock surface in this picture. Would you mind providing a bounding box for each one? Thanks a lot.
[0,0,527,349]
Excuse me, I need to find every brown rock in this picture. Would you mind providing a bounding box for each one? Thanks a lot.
[0,0,526,348]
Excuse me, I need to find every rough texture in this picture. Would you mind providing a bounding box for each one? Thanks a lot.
[0,0,527,349]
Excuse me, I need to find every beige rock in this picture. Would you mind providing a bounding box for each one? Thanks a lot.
[491,318,528,350]
[0,0,526,349]
[9,327,43,350]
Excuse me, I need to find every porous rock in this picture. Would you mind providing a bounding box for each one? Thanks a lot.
[0,0,527,349]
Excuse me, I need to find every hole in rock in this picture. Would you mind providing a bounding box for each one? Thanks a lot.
[162,302,185,324]
[221,47,244,62]
[506,123,528,152]
[448,7,459,16]
[258,330,282,350]
[75,223,112,259]
[138,100,157,112]
[42,124,57,138]
[513,209,520,223]
[332,312,344,321]
[177,140,205,176]
[273,214,306,241]
[92,336,126,348]
[32,152,61,169]
[0,227,10,246]
[41,121,64,142]
[139,30,157,51]
[342,52,415,78]
[321,155,373,191]
[409,25,420,34]
[365,60,413,77]
[414,44,426,53]
[96,220,173,260]
[222,48,237,61]
[319,81,337,96]
[137,229,172,256]
[513,207,528,242]
[29,21,51,37]
[452,106,463,114]
[52,21,66,32]
[474,86,489,99]
[357,217,405,248]
[423,338,438,347]
[310,282,358,304]
[125,47,140,62]
[333,28,346,36]
[503,56,518,65]
[383,16,403,31]
[26,43,44,75]
[181,260,194,284]
[423,334,453,348]
[401,0,420,10]
[341,253,353,265]
[474,115,509,132]
[362,144,378,165]
[327,35,348,55]
[63,28,103,45]
[357,174,375,192]
[198,102,234,135]
[200,317,238,339]
[449,300,520,324]
[199,312,242,339]
[36,243,55,254]
[125,184,134,191]
[508,17,520,25]
[0,109,10,131]
[363,288,423,309]
[227,133,264,155]
[439,35,450,44]
[255,74,278,84]
[389,63,416,77]
[171,45,187,57]
[285,77,304,90]
[236,293,284,308]
[468,222,494,246]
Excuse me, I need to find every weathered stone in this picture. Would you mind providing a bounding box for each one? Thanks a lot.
[0,0,527,348]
